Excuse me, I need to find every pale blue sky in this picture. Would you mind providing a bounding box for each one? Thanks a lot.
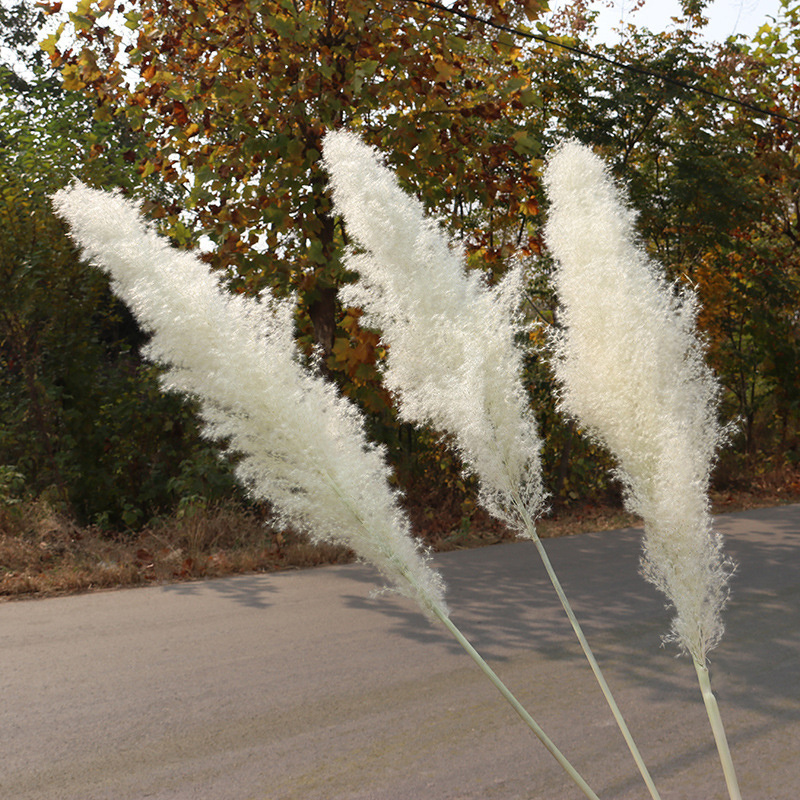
[547,0,785,42]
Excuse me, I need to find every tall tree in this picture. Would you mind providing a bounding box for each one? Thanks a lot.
[44,0,547,394]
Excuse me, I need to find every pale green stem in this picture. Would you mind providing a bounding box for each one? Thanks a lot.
[513,496,662,800]
[432,604,601,800]
[693,658,742,800]
[321,472,600,799]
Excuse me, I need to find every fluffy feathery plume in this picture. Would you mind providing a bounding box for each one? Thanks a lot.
[322,129,544,530]
[324,132,663,800]
[52,182,447,618]
[53,182,604,797]
[543,141,733,664]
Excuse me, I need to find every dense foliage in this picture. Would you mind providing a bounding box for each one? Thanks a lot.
[0,0,240,526]
[1,0,797,532]
[520,0,800,496]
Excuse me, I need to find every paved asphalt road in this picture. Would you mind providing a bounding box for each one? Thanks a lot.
[1,504,798,800]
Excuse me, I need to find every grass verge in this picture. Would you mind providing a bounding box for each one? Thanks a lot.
[2,466,798,601]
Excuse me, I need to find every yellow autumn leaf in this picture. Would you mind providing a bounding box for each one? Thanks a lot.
[433,57,459,82]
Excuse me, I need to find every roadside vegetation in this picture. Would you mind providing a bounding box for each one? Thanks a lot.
[2,463,798,600]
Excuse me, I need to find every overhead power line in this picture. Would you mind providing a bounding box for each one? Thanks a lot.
[406,0,799,127]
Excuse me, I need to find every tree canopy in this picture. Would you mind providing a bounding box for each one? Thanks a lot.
[44,0,547,380]
[0,0,240,525]
[12,0,800,520]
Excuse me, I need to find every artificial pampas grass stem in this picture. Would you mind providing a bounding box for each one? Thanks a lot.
[431,605,601,800]
[513,496,662,800]
[323,129,646,797]
[54,179,595,797]
[543,140,740,797]
[694,660,742,800]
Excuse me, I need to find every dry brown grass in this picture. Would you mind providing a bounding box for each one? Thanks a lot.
[0,500,351,601]
[2,465,798,601]
[535,463,800,539]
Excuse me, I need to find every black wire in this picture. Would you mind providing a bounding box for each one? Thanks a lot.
[404,0,799,127]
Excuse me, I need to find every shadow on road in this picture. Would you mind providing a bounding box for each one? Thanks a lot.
[160,572,280,609]
[339,504,800,721]
[157,504,800,744]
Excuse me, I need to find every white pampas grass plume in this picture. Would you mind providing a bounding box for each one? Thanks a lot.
[323,133,663,799]
[322,129,544,531]
[52,183,603,797]
[543,141,733,664]
[51,182,447,619]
